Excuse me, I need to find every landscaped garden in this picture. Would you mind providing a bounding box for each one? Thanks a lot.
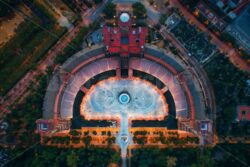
[170,19,216,62]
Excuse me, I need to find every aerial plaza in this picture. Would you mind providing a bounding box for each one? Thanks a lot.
[36,8,214,166]
[81,78,168,165]
[2,0,250,166]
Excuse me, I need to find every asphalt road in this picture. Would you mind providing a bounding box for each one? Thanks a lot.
[169,0,250,72]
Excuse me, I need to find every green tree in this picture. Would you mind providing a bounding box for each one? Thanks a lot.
[94,0,103,4]
[166,156,177,167]
[110,152,120,163]
[197,150,215,167]
[83,135,92,147]
[160,14,168,25]
[103,2,116,19]
[69,130,80,136]
[220,32,236,47]
[93,131,97,135]
[67,151,79,167]
[0,0,20,17]
[132,2,147,19]
[180,0,199,11]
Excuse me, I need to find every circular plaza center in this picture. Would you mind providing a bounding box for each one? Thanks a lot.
[80,78,168,120]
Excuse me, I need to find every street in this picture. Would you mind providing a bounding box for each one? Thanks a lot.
[0,3,106,118]
[169,0,250,72]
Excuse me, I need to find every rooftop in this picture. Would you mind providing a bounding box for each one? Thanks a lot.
[120,12,130,23]
[103,12,147,56]
[237,105,250,121]
[81,78,168,120]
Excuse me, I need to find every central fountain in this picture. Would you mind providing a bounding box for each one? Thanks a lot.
[80,78,168,167]
[119,92,130,105]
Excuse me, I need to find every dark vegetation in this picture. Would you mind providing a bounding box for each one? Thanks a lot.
[179,0,199,11]
[131,144,250,167]
[205,55,250,136]
[6,146,120,167]
[103,2,116,19]
[132,2,147,19]
[0,2,66,96]
[0,0,20,17]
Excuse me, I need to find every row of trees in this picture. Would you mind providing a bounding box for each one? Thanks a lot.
[43,134,116,146]
[133,131,198,145]
[8,146,120,167]
[69,130,113,136]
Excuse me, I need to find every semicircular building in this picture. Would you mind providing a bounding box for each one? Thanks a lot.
[36,12,215,145]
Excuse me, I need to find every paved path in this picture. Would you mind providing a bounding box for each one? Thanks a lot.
[118,111,130,156]
[169,0,250,72]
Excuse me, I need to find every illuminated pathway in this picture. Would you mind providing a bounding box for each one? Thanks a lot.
[117,111,130,167]
[81,78,168,165]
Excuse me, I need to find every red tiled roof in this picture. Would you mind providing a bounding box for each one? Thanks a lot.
[237,105,250,121]
[103,13,147,56]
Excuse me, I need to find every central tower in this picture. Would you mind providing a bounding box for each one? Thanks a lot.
[103,12,147,57]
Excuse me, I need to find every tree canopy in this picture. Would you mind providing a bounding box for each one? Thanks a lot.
[132,2,147,19]
[0,0,20,17]
[103,2,116,19]
[8,146,120,167]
